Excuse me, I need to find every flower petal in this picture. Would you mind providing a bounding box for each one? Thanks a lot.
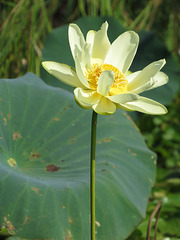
[86,30,96,46]
[74,56,90,88]
[97,70,114,96]
[42,61,83,87]
[91,22,111,64]
[128,78,156,94]
[108,93,139,104]
[68,24,85,60]
[127,59,166,91]
[79,43,92,71]
[119,96,168,115]
[116,104,134,112]
[126,71,140,82]
[74,88,101,109]
[92,97,117,115]
[148,71,168,90]
[104,31,139,74]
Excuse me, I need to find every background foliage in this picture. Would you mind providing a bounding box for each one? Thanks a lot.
[0,0,180,239]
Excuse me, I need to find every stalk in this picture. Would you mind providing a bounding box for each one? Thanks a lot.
[90,110,98,240]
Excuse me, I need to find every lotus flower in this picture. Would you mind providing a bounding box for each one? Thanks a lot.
[42,22,168,115]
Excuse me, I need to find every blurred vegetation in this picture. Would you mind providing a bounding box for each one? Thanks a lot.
[0,0,58,77]
[0,0,180,239]
[0,0,180,78]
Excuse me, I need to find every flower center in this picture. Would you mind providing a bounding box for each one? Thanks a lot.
[85,63,128,95]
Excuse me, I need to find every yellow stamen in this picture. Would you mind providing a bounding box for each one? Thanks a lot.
[85,63,128,95]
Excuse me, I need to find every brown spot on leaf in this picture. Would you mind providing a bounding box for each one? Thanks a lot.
[63,105,73,112]
[95,221,101,227]
[65,229,72,240]
[68,217,73,224]
[25,216,30,222]
[3,118,7,125]
[7,113,11,120]
[30,152,41,160]
[31,187,39,194]
[0,137,3,139]
[113,165,117,168]
[0,98,2,102]
[69,136,75,144]
[131,152,137,156]
[102,169,110,173]
[13,132,22,141]
[4,216,15,234]
[104,138,111,143]
[51,117,60,122]
[22,216,31,225]
[46,164,60,172]
[98,138,111,144]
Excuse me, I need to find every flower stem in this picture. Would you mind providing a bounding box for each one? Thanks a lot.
[90,110,98,240]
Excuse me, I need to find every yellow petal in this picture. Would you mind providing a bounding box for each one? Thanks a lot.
[42,61,83,87]
[79,43,92,71]
[92,97,117,115]
[128,78,156,94]
[128,59,166,91]
[97,70,114,96]
[108,93,139,104]
[86,30,96,46]
[119,96,168,115]
[74,56,90,88]
[148,71,168,91]
[74,88,101,109]
[126,71,140,82]
[68,24,85,60]
[105,31,139,74]
[91,22,111,64]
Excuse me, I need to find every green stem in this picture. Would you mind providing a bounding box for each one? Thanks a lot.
[90,110,98,240]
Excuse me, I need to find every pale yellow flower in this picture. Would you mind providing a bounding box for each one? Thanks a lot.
[42,22,168,115]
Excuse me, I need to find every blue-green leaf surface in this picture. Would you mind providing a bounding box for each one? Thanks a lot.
[0,73,156,240]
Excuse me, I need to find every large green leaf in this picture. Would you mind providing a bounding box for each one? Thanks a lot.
[41,16,179,105]
[0,73,156,240]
